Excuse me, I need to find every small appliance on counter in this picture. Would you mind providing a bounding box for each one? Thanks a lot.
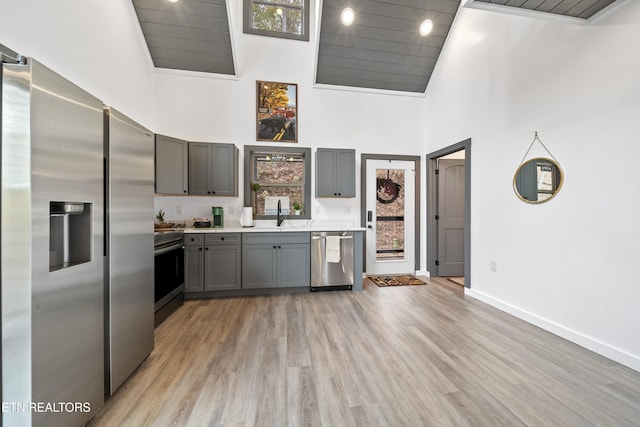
[212,206,224,228]
[193,217,211,228]
[240,206,254,227]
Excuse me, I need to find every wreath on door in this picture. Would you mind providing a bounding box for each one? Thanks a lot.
[376,170,401,204]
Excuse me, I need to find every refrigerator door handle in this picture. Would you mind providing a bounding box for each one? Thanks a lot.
[103,156,109,257]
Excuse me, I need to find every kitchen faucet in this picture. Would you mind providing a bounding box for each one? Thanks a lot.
[277,199,284,226]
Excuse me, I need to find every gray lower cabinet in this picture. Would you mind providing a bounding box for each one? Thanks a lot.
[189,142,238,196]
[155,134,188,194]
[185,233,241,292]
[184,234,205,292]
[316,148,356,197]
[242,232,310,289]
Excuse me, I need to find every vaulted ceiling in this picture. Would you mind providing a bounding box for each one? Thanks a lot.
[131,0,234,75]
[130,0,621,94]
[315,0,460,93]
[469,0,618,20]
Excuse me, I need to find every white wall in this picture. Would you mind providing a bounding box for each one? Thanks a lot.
[424,1,640,370]
[0,0,155,128]
[4,0,638,371]
[152,1,426,225]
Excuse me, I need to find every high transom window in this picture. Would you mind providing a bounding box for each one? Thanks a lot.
[243,0,310,41]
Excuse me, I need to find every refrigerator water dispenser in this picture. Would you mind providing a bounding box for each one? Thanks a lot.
[49,201,92,271]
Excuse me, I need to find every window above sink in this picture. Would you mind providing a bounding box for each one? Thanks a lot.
[244,145,311,220]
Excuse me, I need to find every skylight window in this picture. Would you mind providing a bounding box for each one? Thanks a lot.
[243,0,310,41]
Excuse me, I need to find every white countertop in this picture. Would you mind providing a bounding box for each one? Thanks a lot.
[180,219,365,233]
[183,225,366,233]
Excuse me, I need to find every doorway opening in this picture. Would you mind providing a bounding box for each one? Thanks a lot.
[361,154,421,276]
[426,139,471,288]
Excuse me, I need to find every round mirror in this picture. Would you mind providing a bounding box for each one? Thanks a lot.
[513,157,564,204]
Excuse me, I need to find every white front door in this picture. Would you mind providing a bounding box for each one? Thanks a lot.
[365,159,415,275]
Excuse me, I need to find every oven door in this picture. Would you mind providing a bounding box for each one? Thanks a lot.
[154,242,185,312]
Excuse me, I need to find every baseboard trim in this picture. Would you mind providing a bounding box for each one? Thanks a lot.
[415,270,430,277]
[465,288,640,373]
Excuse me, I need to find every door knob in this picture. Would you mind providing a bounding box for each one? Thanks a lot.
[367,225,373,229]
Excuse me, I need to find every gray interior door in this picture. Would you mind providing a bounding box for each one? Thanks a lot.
[437,159,465,277]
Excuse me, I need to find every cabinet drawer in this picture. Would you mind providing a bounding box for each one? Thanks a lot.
[205,233,241,245]
[184,234,204,246]
[242,232,310,245]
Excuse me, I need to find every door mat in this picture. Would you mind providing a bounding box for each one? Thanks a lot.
[448,277,465,286]
[368,275,426,287]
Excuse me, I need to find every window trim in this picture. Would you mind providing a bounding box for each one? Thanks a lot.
[243,0,310,42]
[244,145,311,220]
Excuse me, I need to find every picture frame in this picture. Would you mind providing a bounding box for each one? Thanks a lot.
[256,80,297,143]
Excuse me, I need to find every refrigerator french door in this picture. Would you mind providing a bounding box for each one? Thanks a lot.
[104,107,155,396]
[2,46,104,426]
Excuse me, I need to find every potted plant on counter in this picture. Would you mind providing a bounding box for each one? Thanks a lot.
[292,201,303,215]
[155,209,171,229]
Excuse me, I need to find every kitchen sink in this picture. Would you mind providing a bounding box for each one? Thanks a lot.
[253,219,312,230]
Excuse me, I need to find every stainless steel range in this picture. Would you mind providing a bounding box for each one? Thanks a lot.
[154,230,185,325]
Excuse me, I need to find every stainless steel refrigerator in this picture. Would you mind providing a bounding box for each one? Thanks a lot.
[1,45,105,426]
[103,107,154,396]
[2,45,155,426]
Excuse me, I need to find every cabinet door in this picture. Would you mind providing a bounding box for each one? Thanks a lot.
[155,135,188,194]
[184,245,204,292]
[336,149,356,197]
[316,148,355,197]
[188,142,211,195]
[242,244,277,288]
[205,245,241,290]
[277,244,310,287]
[316,149,337,197]
[209,143,237,196]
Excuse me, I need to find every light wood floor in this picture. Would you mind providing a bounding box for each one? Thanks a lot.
[89,278,640,426]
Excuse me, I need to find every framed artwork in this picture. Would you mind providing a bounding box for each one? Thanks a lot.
[256,80,297,142]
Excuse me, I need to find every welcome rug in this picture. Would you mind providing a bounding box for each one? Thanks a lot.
[368,275,426,287]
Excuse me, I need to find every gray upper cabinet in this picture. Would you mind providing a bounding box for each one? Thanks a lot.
[155,134,188,194]
[189,142,238,196]
[316,148,356,197]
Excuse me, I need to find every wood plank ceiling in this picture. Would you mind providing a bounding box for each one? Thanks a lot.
[129,0,621,93]
[469,0,618,19]
[315,0,461,93]
[131,0,235,75]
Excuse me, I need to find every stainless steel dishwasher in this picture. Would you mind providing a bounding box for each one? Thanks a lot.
[311,231,354,291]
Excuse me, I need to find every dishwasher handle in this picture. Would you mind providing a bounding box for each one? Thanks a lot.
[311,235,353,240]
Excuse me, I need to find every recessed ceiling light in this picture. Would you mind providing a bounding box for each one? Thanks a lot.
[168,0,178,3]
[341,7,355,26]
[419,19,433,36]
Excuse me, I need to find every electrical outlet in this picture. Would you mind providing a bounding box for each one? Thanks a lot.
[490,260,497,272]
[228,206,234,214]
[176,205,183,215]
[343,206,351,215]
